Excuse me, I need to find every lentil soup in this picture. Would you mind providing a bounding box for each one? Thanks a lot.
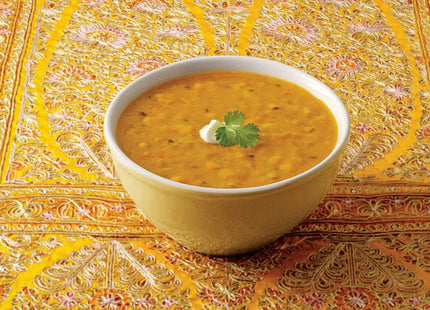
[116,71,338,188]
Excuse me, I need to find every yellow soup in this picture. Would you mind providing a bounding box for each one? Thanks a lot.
[116,71,338,188]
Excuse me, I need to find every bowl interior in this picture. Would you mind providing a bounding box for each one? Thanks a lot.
[104,56,350,193]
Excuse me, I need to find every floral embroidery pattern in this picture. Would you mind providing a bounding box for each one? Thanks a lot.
[325,54,367,80]
[156,25,200,37]
[0,189,427,308]
[129,0,171,14]
[71,24,129,49]
[335,288,378,310]
[347,20,388,40]
[89,290,130,309]
[262,17,321,45]
[127,57,166,76]
[2,0,430,308]
[46,65,96,86]
[55,291,83,309]
[383,83,411,101]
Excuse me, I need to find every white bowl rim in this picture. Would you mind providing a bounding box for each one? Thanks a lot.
[104,56,350,194]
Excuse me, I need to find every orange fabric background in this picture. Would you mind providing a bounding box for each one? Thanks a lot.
[1,0,430,308]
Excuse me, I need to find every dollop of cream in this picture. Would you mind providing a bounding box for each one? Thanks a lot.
[199,119,223,144]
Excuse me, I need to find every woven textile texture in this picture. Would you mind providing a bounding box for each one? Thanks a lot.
[1,0,430,308]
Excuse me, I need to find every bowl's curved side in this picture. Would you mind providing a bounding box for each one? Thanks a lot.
[113,151,342,255]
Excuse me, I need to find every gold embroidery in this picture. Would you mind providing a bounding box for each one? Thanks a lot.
[1,0,430,308]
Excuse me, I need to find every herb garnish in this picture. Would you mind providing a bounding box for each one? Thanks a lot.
[215,111,260,148]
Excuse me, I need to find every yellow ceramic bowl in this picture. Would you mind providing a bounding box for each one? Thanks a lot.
[104,56,350,256]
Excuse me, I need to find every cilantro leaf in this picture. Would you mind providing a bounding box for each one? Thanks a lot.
[215,111,260,148]
[235,123,260,148]
[224,110,245,126]
[215,126,236,147]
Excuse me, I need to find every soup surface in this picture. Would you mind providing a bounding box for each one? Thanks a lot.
[116,71,338,188]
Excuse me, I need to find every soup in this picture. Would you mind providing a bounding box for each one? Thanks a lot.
[116,71,338,188]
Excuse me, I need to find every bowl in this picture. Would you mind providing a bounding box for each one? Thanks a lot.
[104,56,350,256]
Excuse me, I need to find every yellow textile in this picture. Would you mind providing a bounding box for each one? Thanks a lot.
[1,0,430,308]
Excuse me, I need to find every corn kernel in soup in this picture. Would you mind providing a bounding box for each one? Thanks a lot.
[116,71,338,188]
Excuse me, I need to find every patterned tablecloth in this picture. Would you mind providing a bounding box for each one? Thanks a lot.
[1,0,430,309]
